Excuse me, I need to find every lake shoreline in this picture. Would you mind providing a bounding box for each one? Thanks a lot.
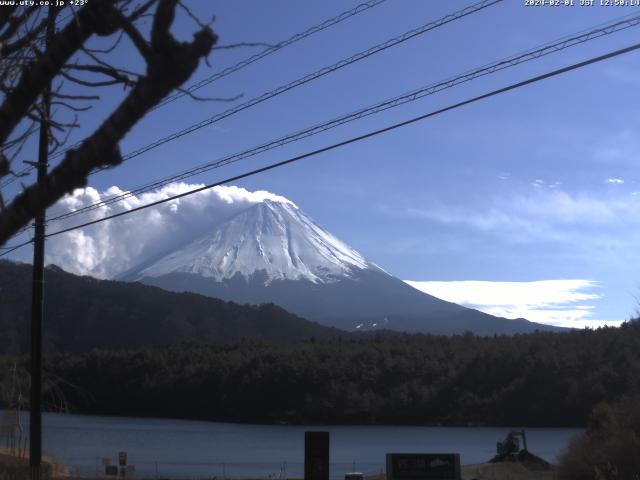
[2,410,580,478]
[34,407,586,429]
[0,452,557,480]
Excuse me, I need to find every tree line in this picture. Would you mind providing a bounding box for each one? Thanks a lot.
[2,321,638,427]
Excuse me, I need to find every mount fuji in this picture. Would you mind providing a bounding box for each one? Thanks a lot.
[121,198,564,335]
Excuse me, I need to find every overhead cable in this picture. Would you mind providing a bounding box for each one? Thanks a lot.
[28,40,640,244]
[39,0,502,176]
[1,1,387,188]
[154,0,389,110]
[45,12,640,224]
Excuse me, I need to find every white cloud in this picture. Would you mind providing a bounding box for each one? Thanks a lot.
[406,188,640,246]
[530,179,563,189]
[44,183,295,279]
[606,178,624,184]
[546,319,625,329]
[404,279,623,329]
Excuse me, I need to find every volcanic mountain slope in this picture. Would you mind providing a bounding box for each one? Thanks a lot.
[122,199,565,335]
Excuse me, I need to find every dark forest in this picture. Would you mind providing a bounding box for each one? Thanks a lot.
[2,321,638,427]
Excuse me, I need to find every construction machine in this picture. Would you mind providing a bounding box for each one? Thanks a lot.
[496,430,528,456]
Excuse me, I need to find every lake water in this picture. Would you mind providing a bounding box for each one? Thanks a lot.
[15,412,581,479]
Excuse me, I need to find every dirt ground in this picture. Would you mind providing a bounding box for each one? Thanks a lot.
[0,449,557,480]
[461,462,556,480]
[364,462,555,480]
[365,462,556,480]
[0,447,70,477]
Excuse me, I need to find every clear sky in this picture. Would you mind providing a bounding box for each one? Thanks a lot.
[5,0,640,328]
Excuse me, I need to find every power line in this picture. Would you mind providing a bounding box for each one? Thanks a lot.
[154,0,388,110]
[42,0,514,222]
[34,0,389,169]
[111,0,503,165]
[4,0,495,194]
[1,1,384,189]
[3,0,501,201]
[0,167,31,189]
[32,0,498,184]
[3,39,639,254]
[0,239,33,257]
[45,12,640,224]
[31,40,640,242]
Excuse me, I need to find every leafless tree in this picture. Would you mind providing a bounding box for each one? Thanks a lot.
[0,0,218,246]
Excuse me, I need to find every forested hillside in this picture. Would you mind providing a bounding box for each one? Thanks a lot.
[8,320,637,427]
[0,260,342,353]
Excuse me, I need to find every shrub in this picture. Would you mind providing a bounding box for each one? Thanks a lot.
[557,398,640,479]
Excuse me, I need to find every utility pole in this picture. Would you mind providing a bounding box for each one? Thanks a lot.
[30,8,54,480]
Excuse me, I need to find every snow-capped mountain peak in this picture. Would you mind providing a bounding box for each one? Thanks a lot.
[135,199,372,284]
[124,193,566,336]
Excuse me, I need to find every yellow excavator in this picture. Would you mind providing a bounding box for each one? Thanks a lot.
[496,430,528,457]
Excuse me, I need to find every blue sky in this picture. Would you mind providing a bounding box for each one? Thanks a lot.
[5,0,640,327]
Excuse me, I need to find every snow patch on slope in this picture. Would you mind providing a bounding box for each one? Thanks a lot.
[136,200,371,284]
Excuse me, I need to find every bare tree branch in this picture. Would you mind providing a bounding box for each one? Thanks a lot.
[0,1,117,147]
[129,0,159,22]
[0,153,8,178]
[1,120,37,157]
[177,0,213,30]
[0,6,37,43]
[78,47,143,79]
[59,69,124,88]
[51,91,100,101]
[175,87,242,103]
[63,63,137,87]
[0,0,217,245]
[83,30,124,54]
[115,11,154,63]
[0,13,48,59]
[0,6,18,33]
[50,101,93,113]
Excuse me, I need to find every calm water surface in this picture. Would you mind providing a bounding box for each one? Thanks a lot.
[21,412,581,478]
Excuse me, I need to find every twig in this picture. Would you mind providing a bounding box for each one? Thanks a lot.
[175,87,242,103]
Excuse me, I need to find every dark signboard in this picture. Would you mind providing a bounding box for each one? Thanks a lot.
[386,453,461,480]
[119,451,127,466]
[304,431,329,480]
[105,466,118,476]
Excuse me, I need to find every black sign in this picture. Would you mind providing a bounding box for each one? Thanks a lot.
[386,454,461,480]
[304,431,329,480]
[105,466,118,476]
